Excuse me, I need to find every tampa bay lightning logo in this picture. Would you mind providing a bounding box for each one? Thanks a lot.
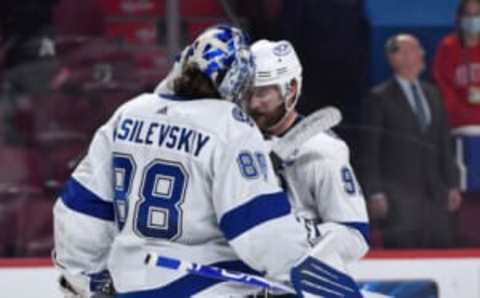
[273,42,291,56]
[232,106,255,127]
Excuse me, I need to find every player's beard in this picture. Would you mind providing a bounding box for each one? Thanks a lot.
[250,104,287,133]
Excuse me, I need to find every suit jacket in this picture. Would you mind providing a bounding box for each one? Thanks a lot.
[362,78,459,204]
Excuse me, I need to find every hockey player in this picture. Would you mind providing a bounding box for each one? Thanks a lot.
[54,26,363,298]
[246,40,370,296]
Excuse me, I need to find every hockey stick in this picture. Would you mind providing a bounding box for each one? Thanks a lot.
[145,253,296,295]
[271,106,342,160]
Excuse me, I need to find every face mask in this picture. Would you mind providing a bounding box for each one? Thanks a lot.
[461,16,480,34]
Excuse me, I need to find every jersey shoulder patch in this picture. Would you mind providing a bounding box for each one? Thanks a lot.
[231,106,255,127]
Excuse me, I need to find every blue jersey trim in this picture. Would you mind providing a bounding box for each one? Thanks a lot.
[116,260,261,298]
[159,93,185,101]
[220,191,291,241]
[61,178,114,221]
[340,222,370,244]
[159,93,197,101]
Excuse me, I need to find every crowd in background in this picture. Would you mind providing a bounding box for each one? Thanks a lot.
[0,0,479,257]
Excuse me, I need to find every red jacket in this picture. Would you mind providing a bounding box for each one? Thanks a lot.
[433,33,480,128]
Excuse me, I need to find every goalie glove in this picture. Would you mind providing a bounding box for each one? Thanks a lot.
[291,257,362,298]
[290,232,363,298]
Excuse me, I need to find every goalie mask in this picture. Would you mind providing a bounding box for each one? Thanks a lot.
[184,25,255,104]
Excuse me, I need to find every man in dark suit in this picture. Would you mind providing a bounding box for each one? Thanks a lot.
[362,34,462,248]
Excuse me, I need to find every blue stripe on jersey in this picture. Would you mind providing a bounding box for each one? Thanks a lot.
[159,93,195,101]
[116,260,261,298]
[61,178,114,221]
[220,191,291,241]
[340,222,370,244]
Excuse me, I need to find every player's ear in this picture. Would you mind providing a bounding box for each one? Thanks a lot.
[286,79,298,108]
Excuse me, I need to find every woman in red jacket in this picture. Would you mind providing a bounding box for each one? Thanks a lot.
[433,0,480,128]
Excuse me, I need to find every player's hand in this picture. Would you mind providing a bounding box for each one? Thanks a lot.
[368,193,389,219]
[447,189,462,212]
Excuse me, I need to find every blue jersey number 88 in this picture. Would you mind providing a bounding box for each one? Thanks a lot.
[112,154,188,240]
[237,151,268,180]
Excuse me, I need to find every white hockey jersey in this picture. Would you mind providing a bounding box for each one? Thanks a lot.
[270,127,369,265]
[53,93,313,297]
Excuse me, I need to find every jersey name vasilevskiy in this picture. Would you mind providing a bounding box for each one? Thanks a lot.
[114,118,210,157]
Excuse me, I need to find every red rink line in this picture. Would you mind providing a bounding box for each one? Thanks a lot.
[0,258,53,267]
[1,250,480,267]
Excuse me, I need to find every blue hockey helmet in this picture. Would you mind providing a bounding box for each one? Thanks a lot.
[183,24,255,104]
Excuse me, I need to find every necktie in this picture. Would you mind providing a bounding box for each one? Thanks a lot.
[410,83,428,131]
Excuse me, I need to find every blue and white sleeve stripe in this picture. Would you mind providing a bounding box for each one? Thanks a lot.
[61,178,114,221]
[219,191,291,241]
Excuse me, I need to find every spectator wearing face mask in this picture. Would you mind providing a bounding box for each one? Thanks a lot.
[433,0,480,128]
[433,0,480,196]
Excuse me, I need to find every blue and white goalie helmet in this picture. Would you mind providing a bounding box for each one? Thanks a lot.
[183,24,255,103]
